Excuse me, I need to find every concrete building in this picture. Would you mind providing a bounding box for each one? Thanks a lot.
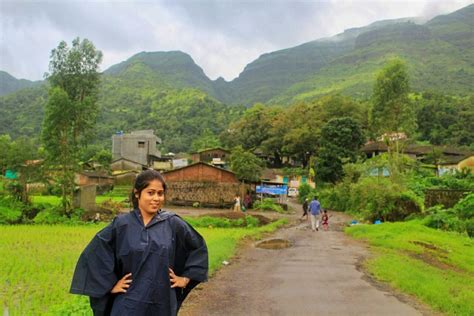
[112,130,162,166]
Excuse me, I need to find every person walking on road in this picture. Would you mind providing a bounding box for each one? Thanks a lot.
[309,196,321,232]
[301,198,309,220]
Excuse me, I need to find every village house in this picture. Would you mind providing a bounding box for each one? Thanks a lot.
[162,162,245,208]
[261,168,316,192]
[191,147,230,168]
[438,155,474,175]
[75,171,114,194]
[112,130,162,167]
[361,141,474,175]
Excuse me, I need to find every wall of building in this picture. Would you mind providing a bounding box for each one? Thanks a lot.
[111,159,143,172]
[166,182,249,208]
[163,164,238,183]
[112,130,161,165]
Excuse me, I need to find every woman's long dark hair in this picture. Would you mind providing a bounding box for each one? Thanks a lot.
[130,169,167,209]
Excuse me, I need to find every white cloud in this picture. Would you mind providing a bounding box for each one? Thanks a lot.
[0,0,472,81]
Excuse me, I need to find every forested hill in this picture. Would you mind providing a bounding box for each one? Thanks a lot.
[103,51,216,96]
[0,4,473,148]
[224,4,473,105]
[0,71,39,96]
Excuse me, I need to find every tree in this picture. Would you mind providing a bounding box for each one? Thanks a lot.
[0,135,43,204]
[229,146,264,183]
[191,128,221,152]
[370,58,416,139]
[370,58,416,179]
[42,38,102,214]
[315,117,365,183]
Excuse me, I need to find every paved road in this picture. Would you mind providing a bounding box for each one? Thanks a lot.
[180,201,427,316]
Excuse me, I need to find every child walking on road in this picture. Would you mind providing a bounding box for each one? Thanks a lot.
[321,210,329,231]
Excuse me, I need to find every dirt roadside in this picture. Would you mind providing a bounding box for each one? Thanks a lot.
[178,200,436,316]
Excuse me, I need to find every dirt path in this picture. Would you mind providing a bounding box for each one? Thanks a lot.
[179,200,432,316]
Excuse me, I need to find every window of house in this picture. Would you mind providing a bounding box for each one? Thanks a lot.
[138,141,145,148]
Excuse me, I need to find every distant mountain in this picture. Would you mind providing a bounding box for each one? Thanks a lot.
[1,4,473,148]
[103,51,216,96]
[222,4,474,105]
[0,71,40,96]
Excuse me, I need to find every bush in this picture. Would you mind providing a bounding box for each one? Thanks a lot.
[297,183,313,203]
[33,206,84,225]
[465,219,474,238]
[253,198,286,213]
[320,176,422,222]
[453,193,474,220]
[423,205,466,233]
[0,196,23,224]
[184,215,260,228]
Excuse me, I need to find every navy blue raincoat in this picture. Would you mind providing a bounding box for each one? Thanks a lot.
[70,209,208,315]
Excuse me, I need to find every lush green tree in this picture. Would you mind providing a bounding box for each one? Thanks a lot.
[42,38,102,214]
[191,128,221,152]
[267,102,319,167]
[315,117,365,183]
[415,93,474,147]
[370,58,416,138]
[0,135,43,203]
[229,146,264,183]
[0,134,12,174]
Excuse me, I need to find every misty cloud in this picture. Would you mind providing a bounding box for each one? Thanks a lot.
[1,0,472,81]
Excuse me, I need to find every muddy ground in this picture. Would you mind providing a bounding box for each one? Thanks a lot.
[173,199,436,316]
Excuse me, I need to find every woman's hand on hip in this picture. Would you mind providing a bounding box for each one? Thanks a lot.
[111,273,132,294]
[169,268,190,288]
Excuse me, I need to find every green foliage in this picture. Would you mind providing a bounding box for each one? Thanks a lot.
[184,215,260,228]
[33,206,85,225]
[423,193,474,236]
[319,157,424,221]
[370,58,416,138]
[191,128,221,152]
[253,198,286,213]
[453,193,474,220]
[315,116,365,183]
[229,146,264,182]
[297,183,313,203]
[42,38,102,214]
[415,93,474,147]
[0,196,23,224]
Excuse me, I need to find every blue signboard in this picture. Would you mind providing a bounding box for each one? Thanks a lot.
[256,185,288,195]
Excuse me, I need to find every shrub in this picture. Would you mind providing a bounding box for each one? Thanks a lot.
[465,219,474,238]
[33,206,84,225]
[423,205,466,233]
[245,215,259,228]
[0,196,23,224]
[297,183,313,203]
[453,193,474,220]
[253,198,285,213]
[184,215,260,228]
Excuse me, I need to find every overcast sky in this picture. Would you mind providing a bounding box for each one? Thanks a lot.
[1,0,472,82]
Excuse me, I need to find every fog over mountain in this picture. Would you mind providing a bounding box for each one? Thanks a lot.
[1,0,472,81]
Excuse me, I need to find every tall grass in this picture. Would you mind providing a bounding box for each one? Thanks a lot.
[346,221,474,315]
[0,219,286,315]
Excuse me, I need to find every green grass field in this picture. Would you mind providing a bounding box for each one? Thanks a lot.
[0,219,286,315]
[346,221,474,315]
[30,195,127,206]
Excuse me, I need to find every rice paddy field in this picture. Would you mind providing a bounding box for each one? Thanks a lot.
[0,219,286,315]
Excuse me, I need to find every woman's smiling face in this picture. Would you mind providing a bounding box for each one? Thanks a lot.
[136,179,165,217]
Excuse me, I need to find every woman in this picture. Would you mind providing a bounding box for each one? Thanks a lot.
[70,170,208,315]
